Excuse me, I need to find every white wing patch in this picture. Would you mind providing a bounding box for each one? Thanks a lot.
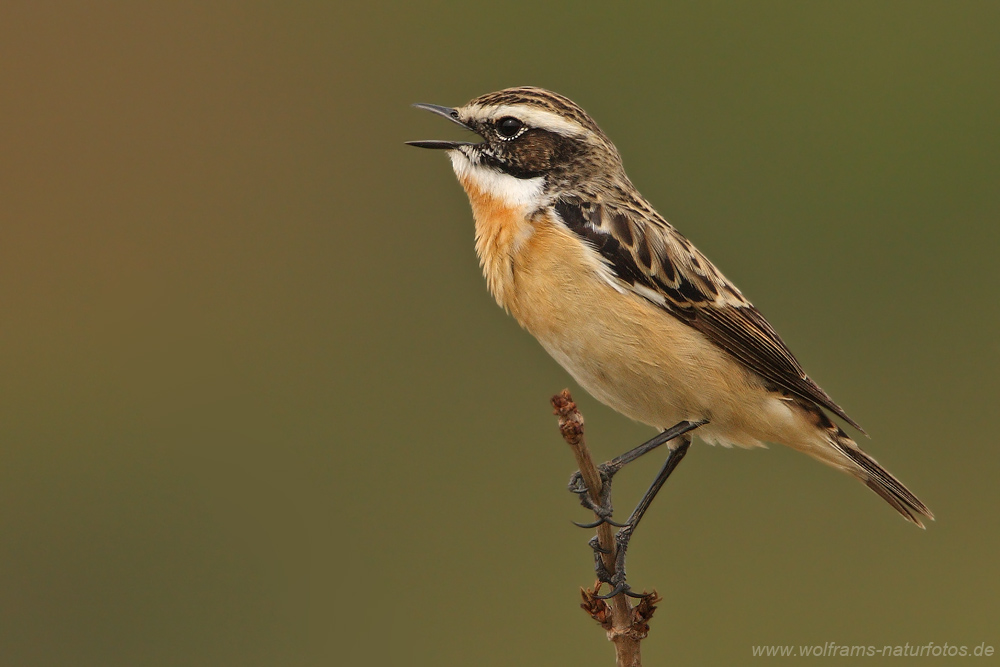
[631,282,666,306]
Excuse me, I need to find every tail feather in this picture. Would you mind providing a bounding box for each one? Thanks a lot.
[835,439,935,528]
[789,395,934,527]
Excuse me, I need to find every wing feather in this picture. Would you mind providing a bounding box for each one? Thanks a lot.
[554,197,865,433]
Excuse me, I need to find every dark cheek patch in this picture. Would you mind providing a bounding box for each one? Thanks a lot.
[491,130,582,179]
[511,131,560,173]
[512,136,552,172]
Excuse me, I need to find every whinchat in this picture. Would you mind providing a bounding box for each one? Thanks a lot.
[408,87,932,592]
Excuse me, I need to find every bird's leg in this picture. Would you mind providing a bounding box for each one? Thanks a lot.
[594,434,693,599]
[568,419,706,528]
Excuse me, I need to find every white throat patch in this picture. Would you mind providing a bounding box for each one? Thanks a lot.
[448,149,545,211]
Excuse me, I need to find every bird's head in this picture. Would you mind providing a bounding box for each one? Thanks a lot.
[407,87,623,203]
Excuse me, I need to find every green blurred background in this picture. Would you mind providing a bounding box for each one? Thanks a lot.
[1,2,997,665]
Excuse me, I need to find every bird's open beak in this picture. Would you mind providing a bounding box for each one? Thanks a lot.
[406,103,479,150]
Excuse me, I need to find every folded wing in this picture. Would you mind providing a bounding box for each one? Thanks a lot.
[554,196,865,433]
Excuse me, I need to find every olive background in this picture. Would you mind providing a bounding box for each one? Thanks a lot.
[1,2,997,665]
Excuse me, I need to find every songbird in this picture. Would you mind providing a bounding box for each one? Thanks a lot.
[408,87,932,596]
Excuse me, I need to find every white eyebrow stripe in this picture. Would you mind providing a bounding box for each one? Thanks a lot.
[463,103,587,137]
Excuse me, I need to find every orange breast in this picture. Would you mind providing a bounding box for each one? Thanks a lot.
[458,175,536,310]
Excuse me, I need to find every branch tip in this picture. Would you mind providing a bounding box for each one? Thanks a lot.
[550,389,576,417]
[551,390,584,445]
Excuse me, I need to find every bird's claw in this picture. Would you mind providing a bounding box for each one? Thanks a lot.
[573,516,628,529]
[588,535,612,555]
[568,464,618,526]
[594,582,650,600]
[588,524,649,599]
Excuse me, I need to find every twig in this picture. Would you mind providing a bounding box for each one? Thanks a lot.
[551,390,660,667]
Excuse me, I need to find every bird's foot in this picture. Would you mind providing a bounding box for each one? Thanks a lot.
[568,464,627,528]
[590,526,649,599]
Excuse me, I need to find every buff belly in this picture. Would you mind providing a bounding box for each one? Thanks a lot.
[506,217,804,450]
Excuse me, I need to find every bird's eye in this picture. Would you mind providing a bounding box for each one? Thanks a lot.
[496,116,524,139]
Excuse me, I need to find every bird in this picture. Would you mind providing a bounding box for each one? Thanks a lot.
[407,87,932,595]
